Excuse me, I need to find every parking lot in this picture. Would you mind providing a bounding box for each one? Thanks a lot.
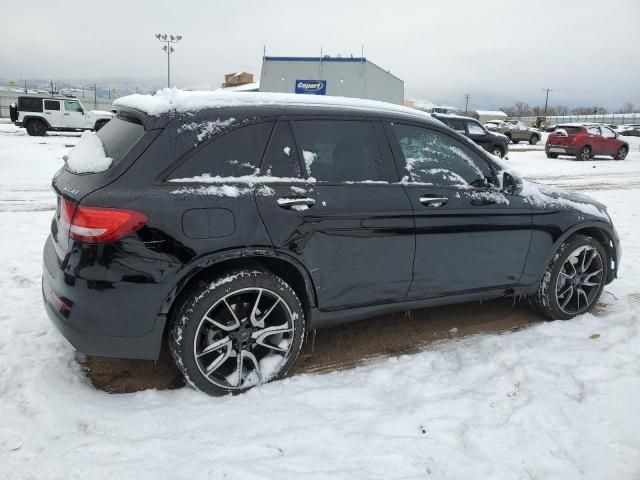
[1,122,639,479]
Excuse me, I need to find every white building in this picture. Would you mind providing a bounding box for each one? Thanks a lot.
[259,56,404,105]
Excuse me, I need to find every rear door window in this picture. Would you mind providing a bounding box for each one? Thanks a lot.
[260,122,302,179]
[392,123,492,188]
[292,120,386,182]
[44,100,60,110]
[168,122,273,180]
[449,119,466,133]
[466,121,485,135]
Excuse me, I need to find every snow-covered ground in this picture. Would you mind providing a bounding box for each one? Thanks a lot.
[1,124,639,479]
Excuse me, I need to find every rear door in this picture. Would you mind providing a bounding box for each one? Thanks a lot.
[386,121,532,299]
[255,118,415,311]
[43,99,63,126]
[63,100,87,128]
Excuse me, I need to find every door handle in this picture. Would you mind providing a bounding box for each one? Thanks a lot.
[45,112,51,114]
[419,196,448,207]
[64,113,70,115]
[277,197,315,209]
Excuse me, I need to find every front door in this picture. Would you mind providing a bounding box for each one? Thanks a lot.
[386,122,533,299]
[63,100,86,129]
[255,119,415,311]
[42,99,63,126]
[465,119,493,151]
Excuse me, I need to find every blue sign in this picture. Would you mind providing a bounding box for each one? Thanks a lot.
[295,79,327,95]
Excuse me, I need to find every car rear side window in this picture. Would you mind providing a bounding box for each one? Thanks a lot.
[392,124,491,187]
[562,126,582,135]
[168,122,273,180]
[292,120,385,182]
[44,100,60,111]
[96,116,145,166]
[260,122,302,179]
[18,97,43,112]
[449,119,466,133]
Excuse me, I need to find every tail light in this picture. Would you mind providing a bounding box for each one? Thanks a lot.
[60,197,148,244]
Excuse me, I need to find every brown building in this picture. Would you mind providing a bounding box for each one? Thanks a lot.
[223,72,254,88]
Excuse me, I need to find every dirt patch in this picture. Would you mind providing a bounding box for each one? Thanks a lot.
[83,299,545,394]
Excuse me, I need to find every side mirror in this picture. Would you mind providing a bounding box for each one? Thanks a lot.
[502,171,523,195]
[79,108,84,114]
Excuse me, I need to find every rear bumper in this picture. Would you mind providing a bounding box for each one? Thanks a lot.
[546,145,577,155]
[42,235,178,360]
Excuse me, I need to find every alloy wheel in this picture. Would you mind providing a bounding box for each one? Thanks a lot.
[555,245,604,315]
[193,287,295,390]
[580,147,591,161]
[492,148,503,158]
[617,146,628,160]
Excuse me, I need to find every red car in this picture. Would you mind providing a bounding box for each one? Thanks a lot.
[546,124,629,161]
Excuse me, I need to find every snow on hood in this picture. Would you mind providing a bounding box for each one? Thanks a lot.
[113,88,432,119]
[520,180,608,219]
[89,110,114,117]
[63,131,113,174]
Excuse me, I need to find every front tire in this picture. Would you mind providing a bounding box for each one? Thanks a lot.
[529,134,540,145]
[94,119,109,131]
[531,234,608,320]
[491,146,504,158]
[170,270,305,395]
[546,151,559,158]
[614,146,628,160]
[26,119,47,136]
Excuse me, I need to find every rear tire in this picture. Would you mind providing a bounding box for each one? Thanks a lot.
[546,152,558,159]
[577,146,591,161]
[170,269,306,395]
[531,234,608,320]
[511,139,519,144]
[614,146,628,160]
[26,119,47,136]
[529,134,540,145]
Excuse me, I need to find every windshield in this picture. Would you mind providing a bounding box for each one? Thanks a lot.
[96,116,145,166]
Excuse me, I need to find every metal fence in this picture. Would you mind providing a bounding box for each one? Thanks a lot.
[515,113,640,126]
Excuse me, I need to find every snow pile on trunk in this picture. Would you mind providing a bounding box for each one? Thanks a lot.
[113,88,432,120]
[64,131,112,173]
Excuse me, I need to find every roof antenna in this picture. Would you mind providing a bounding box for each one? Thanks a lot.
[361,45,364,63]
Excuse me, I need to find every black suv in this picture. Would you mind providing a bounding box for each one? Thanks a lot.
[432,113,510,158]
[43,93,620,395]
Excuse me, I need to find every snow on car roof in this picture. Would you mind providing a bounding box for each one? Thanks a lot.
[558,123,586,127]
[114,88,433,119]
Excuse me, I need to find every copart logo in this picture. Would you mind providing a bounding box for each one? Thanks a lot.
[295,79,327,95]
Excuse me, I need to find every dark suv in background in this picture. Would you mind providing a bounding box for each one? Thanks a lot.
[432,113,510,158]
[43,92,620,395]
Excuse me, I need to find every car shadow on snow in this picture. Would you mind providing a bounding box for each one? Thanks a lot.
[83,299,549,394]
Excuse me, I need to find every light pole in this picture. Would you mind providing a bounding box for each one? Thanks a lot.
[155,33,182,88]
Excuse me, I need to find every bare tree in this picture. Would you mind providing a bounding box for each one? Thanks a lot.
[514,101,531,117]
[618,102,635,114]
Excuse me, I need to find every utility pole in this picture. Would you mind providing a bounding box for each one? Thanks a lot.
[464,93,470,114]
[94,84,97,110]
[543,88,553,116]
[155,33,183,88]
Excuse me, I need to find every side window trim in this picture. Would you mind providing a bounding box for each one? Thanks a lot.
[159,119,275,183]
[383,120,497,189]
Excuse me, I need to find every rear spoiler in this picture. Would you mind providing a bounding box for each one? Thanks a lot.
[112,106,171,131]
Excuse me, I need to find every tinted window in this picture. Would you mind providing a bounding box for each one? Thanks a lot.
[293,120,384,182]
[44,100,60,111]
[449,119,466,132]
[466,121,484,135]
[561,126,582,135]
[261,122,302,178]
[169,122,273,180]
[95,117,145,167]
[587,126,600,136]
[18,97,43,112]
[393,124,491,187]
[64,100,82,112]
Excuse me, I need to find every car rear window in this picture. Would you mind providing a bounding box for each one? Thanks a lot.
[559,126,582,134]
[96,116,146,166]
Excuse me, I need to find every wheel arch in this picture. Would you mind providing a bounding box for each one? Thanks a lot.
[545,222,618,284]
[22,115,51,129]
[159,249,318,340]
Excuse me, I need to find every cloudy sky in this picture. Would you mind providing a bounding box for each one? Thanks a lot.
[2,0,639,108]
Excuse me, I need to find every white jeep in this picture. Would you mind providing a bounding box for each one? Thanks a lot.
[10,96,113,136]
